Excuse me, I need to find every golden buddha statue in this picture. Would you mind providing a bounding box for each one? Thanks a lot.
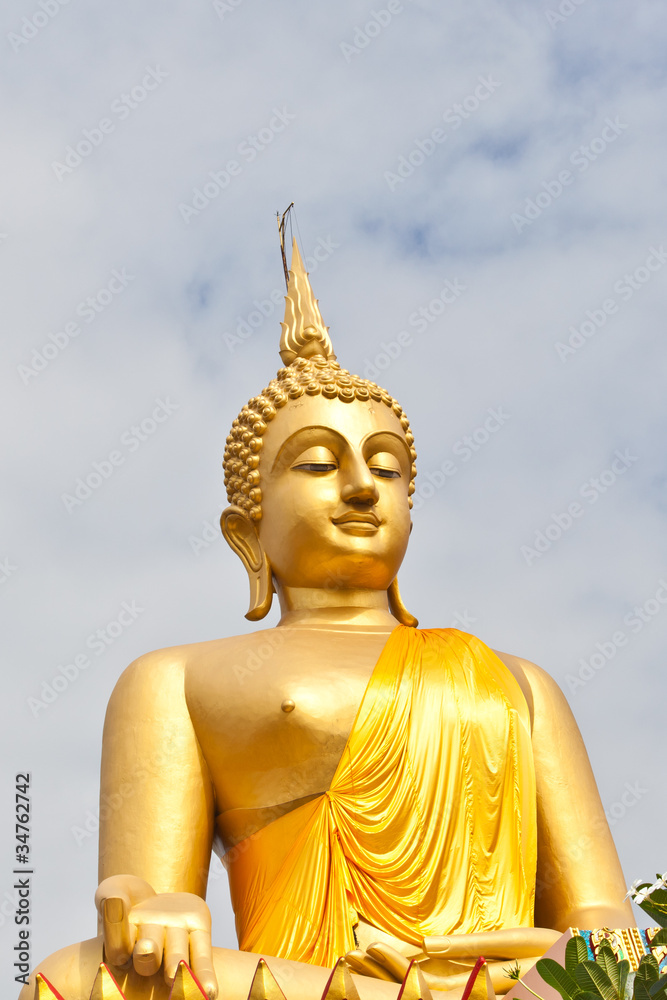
[21,240,634,1000]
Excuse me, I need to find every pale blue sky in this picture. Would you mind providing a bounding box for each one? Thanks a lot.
[1,0,666,991]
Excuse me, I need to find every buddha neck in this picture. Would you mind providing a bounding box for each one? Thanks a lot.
[276,585,399,630]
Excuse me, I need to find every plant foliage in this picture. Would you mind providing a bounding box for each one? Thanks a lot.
[534,936,667,1000]
[630,875,667,929]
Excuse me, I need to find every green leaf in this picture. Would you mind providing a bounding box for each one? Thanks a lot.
[596,943,622,998]
[648,976,667,999]
[634,980,653,1000]
[618,960,631,1000]
[636,887,667,928]
[566,936,591,975]
[650,929,667,946]
[575,960,618,1000]
[638,901,667,929]
[536,958,583,1000]
[636,956,660,984]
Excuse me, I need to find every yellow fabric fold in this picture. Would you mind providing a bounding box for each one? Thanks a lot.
[224,627,537,967]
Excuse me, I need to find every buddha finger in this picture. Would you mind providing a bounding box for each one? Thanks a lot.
[133,924,165,977]
[102,896,134,966]
[366,942,411,982]
[424,928,561,960]
[345,949,398,982]
[163,926,190,984]
[189,928,219,999]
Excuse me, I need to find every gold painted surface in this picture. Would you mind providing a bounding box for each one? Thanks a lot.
[22,238,635,1000]
[395,962,432,1000]
[227,628,536,967]
[89,965,126,999]
[461,961,495,1000]
[279,239,335,367]
[246,960,288,1000]
[36,974,66,999]
[169,961,209,999]
[320,959,361,1000]
[423,930,561,963]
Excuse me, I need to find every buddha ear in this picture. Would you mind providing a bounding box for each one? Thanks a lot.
[388,577,418,628]
[220,507,274,621]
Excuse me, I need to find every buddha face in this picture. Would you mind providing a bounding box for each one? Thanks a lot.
[257,394,413,593]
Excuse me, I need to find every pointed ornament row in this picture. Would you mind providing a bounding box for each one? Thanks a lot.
[34,953,495,1000]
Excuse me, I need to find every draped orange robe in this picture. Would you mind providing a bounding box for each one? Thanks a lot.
[223,627,537,968]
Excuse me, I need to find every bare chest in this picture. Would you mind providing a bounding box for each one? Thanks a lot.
[185,628,392,813]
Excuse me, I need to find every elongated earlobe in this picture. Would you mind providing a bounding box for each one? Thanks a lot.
[220,507,274,621]
[244,557,274,621]
[388,578,418,628]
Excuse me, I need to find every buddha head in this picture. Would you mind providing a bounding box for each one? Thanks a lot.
[220,240,418,625]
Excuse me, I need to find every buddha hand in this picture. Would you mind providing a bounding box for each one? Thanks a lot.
[95,874,218,999]
[346,927,561,994]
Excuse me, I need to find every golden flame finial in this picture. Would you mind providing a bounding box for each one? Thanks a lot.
[279,238,336,366]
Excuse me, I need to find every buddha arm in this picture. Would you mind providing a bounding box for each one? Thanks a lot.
[99,648,215,896]
[523,657,635,929]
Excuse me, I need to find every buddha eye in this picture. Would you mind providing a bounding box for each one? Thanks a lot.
[367,452,402,480]
[291,446,338,473]
[293,462,337,473]
[370,467,401,479]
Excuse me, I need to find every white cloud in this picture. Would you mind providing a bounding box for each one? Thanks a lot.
[2,0,666,989]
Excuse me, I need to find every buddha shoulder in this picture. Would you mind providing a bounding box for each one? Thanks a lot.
[492,648,576,734]
[105,629,283,714]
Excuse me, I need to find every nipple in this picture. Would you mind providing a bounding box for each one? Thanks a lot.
[281,699,295,713]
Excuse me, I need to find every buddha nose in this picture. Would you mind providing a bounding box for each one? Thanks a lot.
[340,455,379,506]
